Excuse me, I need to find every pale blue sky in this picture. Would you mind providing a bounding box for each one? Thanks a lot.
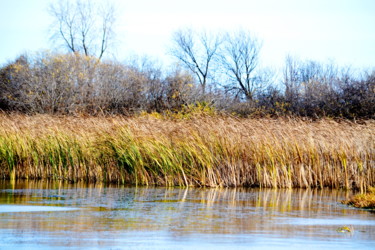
[0,0,374,70]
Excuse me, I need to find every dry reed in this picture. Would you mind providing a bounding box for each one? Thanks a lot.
[0,113,374,188]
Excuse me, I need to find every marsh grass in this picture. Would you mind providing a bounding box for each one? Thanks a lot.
[342,187,375,209]
[0,113,374,188]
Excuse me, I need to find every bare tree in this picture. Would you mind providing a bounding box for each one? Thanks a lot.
[49,0,116,60]
[283,55,303,106]
[219,30,263,101]
[170,28,221,94]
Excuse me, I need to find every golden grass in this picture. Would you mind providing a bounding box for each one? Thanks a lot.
[0,113,374,188]
[342,187,375,209]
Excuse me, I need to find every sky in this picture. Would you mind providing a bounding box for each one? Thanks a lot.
[0,0,374,70]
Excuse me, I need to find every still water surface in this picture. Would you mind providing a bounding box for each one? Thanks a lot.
[0,180,374,249]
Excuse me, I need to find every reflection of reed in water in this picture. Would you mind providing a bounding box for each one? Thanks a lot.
[0,180,356,210]
[0,181,374,242]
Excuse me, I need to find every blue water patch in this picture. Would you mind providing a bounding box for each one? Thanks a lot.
[0,205,79,213]
[282,218,375,226]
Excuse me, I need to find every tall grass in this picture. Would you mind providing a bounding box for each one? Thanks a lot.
[0,113,374,188]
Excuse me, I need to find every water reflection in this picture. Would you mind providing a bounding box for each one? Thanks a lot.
[0,180,374,249]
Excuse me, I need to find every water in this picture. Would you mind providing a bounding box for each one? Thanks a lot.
[0,180,374,249]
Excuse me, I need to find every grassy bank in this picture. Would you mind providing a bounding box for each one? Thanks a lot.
[0,113,374,188]
[342,187,375,209]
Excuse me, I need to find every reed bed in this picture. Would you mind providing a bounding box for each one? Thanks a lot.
[0,113,374,189]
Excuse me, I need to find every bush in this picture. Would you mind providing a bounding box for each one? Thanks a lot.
[0,52,373,119]
[0,52,202,115]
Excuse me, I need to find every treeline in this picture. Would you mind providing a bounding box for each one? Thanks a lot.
[3,0,373,119]
[0,52,201,115]
[0,51,374,118]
